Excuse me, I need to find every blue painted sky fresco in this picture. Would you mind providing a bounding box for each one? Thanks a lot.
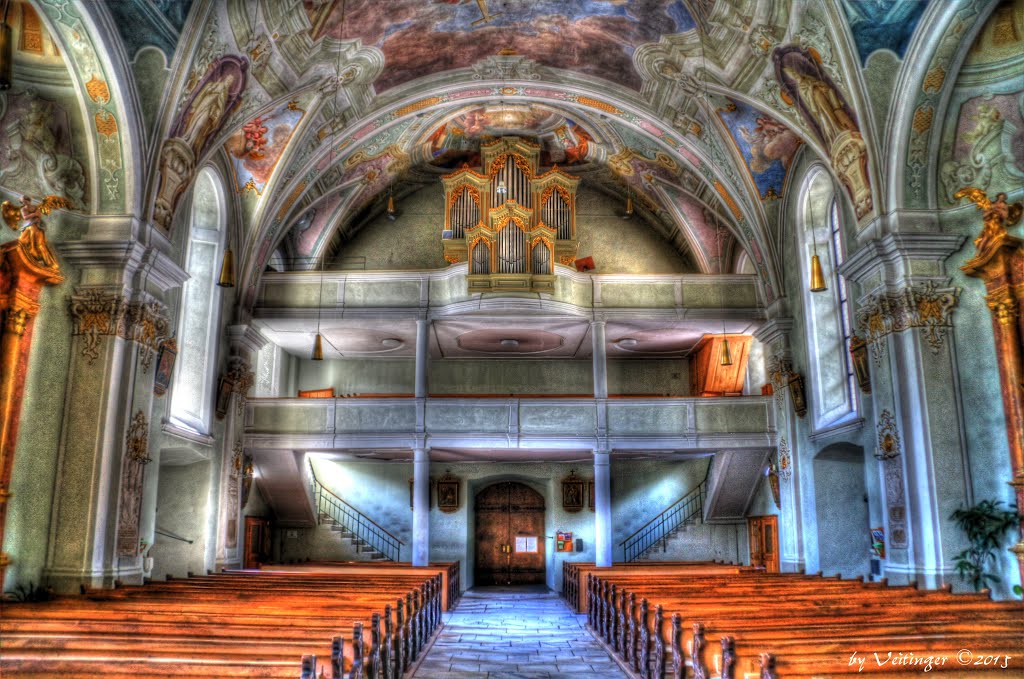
[841,0,930,65]
[717,98,802,199]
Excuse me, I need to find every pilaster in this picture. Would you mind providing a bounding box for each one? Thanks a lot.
[753,316,806,573]
[214,324,263,571]
[41,236,184,593]
[840,231,970,587]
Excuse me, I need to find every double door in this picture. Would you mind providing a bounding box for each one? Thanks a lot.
[244,516,271,569]
[474,482,545,586]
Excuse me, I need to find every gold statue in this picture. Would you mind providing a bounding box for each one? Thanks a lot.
[954,187,1023,249]
[1,195,73,270]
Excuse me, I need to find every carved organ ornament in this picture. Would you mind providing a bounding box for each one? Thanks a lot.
[441,137,579,293]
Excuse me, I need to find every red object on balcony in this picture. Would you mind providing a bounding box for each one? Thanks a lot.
[574,256,595,272]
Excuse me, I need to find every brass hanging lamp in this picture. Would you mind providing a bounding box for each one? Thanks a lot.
[386,184,397,220]
[720,334,733,366]
[217,244,236,287]
[808,196,828,293]
[312,262,325,361]
[622,187,633,219]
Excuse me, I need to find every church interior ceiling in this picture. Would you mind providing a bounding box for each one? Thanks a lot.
[1,0,1022,310]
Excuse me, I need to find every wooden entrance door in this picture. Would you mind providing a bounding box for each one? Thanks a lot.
[748,515,779,573]
[474,482,545,586]
[244,516,271,569]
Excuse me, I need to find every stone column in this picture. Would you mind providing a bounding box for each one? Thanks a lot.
[841,229,970,587]
[591,320,608,399]
[594,449,612,567]
[215,325,264,571]
[412,447,430,567]
[415,319,430,399]
[753,314,807,573]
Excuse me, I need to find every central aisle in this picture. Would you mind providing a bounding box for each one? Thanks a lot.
[411,586,629,679]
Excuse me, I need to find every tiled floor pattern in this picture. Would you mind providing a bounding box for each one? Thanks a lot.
[411,586,628,679]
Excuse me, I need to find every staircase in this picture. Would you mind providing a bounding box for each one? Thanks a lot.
[620,469,708,562]
[309,463,404,562]
[317,513,392,561]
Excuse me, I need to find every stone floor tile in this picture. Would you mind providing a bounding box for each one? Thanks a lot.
[411,588,628,679]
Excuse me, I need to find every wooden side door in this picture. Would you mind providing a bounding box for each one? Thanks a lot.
[748,516,763,569]
[244,516,269,569]
[474,482,545,586]
[747,515,780,573]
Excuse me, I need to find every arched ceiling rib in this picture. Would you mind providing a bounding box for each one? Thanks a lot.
[114,0,1000,311]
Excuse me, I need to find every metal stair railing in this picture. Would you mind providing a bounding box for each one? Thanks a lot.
[619,466,709,562]
[308,462,404,562]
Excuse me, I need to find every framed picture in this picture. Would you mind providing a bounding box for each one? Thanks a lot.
[788,372,807,418]
[849,334,871,394]
[215,374,234,420]
[562,472,584,513]
[588,481,595,511]
[437,473,459,513]
[153,338,177,397]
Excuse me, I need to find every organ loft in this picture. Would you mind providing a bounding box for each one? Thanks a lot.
[0,0,1023,678]
[442,137,579,293]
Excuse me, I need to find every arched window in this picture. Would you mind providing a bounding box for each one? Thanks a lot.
[799,168,857,431]
[170,168,226,433]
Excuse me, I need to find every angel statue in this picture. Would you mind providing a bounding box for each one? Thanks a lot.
[1,194,73,271]
[954,188,1023,249]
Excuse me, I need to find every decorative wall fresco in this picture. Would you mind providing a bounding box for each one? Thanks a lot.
[774,45,873,218]
[0,92,88,207]
[659,180,730,273]
[940,91,1024,205]
[423,104,594,168]
[963,0,1024,67]
[105,0,182,61]
[153,55,249,231]
[226,102,306,195]
[717,98,802,200]
[288,190,348,261]
[303,0,696,91]
[840,0,930,66]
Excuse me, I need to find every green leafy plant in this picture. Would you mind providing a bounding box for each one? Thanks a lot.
[3,581,55,602]
[950,500,1023,592]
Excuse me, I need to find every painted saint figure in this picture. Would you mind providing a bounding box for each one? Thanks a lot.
[782,67,857,147]
[180,74,237,154]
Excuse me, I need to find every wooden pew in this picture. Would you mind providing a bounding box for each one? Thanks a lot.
[585,566,1024,678]
[1,565,447,679]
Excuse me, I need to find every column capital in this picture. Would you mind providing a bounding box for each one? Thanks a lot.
[227,324,267,357]
[840,232,966,295]
[753,317,794,347]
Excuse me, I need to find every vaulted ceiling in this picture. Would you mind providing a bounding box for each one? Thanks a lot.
[7,0,1021,312]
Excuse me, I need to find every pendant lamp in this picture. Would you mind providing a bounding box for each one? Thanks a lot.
[217,245,235,288]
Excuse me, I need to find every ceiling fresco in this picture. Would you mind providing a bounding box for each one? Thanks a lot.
[840,0,930,66]
[422,104,595,169]
[225,100,308,196]
[77,0,998,303]
[302,0,697,91]
[716,98,802,200]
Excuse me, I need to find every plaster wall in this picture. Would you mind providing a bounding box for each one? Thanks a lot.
[338,185,695,274]
[295,457,735,593]
[294,357,690,396]
[151,460,213,579]
[813,449,872,579]
[2,213,85,593]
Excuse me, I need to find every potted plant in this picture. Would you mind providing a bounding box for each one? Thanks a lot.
[950,499,1023,594]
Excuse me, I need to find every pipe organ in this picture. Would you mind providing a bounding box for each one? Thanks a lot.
[441,137,580,293]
